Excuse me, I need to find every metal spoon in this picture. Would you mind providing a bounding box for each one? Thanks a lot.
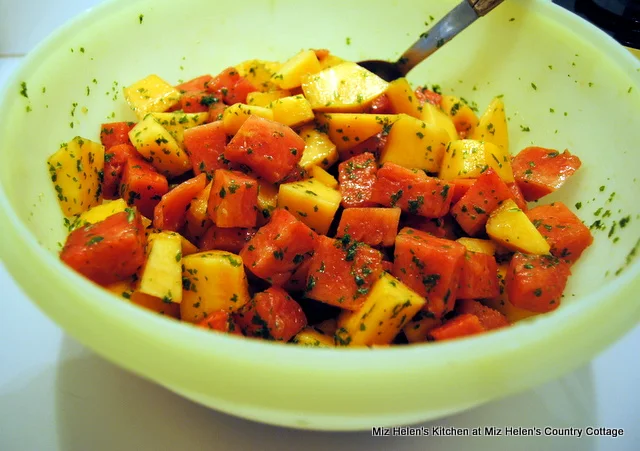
[358,0,506,82]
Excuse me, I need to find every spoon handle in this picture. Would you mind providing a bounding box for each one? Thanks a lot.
[395,0,505,76]
[468,0,505,16]
[396,0,479,75]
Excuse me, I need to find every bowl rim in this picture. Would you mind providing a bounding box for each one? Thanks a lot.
[0,0,639,373]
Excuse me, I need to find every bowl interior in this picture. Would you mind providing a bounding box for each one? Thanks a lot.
[2,0,638,298]
[0,0,639,430]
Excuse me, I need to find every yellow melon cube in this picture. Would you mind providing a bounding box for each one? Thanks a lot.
[145,228,199,256]
[336,273,426,346]
[47,136,105,216]
[319,54,345,70]
[273,50,322,90]
[385,78,422,118]
[379,114,449,172]
[76,198,128,228]
[317,113,397,152]
[123,74,181,119]
[486,199,550,255]
[277,178,341,234]
[456,237,497,255]
[309,165,338,189]
[441,95,478,138]
[129,114,190,178]
[235,59,281,92]
[138,231,183,303]
[298,125,338,170]
[421,102,459,142]
[246,90,291,107]
[292,328,335,347]
[302,62,389,112]
[222,103,274,135]
[439,139,514,182]
[180,251,251,323]
[471,97,509,154]
[149,111,208,147]
[268,95,315,127]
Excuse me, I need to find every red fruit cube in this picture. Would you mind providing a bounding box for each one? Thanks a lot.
[338,152,378,208]
[450,168,513,236]
[527,202,593,264]
[208,169,258,228]
[512,147,582,201]
[119,157,169,218]
[153,173,208,231]
[224,115,305,183]
[506,253,572,313]
[60,210,146,286]
[235,287,307,341]
[456,251,500,300]
[305,235,383,311]
[371,162,454,218]
[240,209,316,285]
[392,227,466,318]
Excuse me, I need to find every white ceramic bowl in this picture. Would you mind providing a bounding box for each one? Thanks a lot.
[0,0,639,431]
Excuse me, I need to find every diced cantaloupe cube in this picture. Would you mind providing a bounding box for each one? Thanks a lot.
[180,251,251,322]
[439,139,514,183]
[47,136,105,216]
[222,104,274,135]
[273,50,322,90]
[123,74,181,119]
[277,178,341,234]
[129,114,190,178]
[138,231,183,303]
[486,199,550,255]
[336,272,426,346]
[302,62,389,112]
[298,125,338,170]
[379,114,449,172]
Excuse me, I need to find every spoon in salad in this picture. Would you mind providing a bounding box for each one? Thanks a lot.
[358,0,506,82]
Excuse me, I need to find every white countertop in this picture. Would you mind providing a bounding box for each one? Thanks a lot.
[1,3,639,450]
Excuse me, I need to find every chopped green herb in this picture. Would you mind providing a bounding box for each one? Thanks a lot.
[407,196,424,215]
[306,275,316,292]
[86,236,104,246]
[390,189,403,206]
[619,215,631,228]
[19,82,28,98]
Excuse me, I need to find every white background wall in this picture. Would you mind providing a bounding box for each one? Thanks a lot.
[0,0,103,55]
